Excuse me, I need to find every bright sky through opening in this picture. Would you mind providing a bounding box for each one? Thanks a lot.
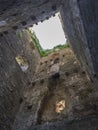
[31,13,66,50]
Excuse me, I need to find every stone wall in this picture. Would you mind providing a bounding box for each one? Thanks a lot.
[30,115,98,130]
[12,48,98,130]
[0,0,61,32]
[77,0,98,80]
[0,29,39,130]
[0,0,98,129]
[60,0,95,80]
[0,0,98,82]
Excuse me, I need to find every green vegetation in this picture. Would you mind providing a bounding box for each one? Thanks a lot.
[16,31,23,39]
[29,29,69,57]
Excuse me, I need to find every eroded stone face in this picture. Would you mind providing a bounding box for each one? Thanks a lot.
[0,0,62,32]
[0,30,40,130]
[0,0,98,130]
[0,0,97,81]
[12,48,98,130]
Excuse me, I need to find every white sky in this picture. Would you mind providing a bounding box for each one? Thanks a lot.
[31,13,66,50]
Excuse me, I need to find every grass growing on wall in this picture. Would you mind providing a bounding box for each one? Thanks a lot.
[29,29,69,57]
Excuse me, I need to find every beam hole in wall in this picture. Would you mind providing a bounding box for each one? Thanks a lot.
[82,71,85,74]
[19,98,23,104]
[21,21,27,26]
[54,58,59,63]
[41,11,45,14]
[40,62,43,65]
[12,26,18,30]
[46,17,49,20]
[0,33,3,37]
[27,105,32,110]
[41,69,44,72]
[51,72,60,80]
[65,72,69,76]
[41,19,43,23]
[53,14,56,17]
[45,61,48,64]
[12,13,18,16]
[51,5,57,11]
[40,79,44,84]
[32,82,36,86]
[31,15,36,21]
[4,31,8,34]
[15,54,29,72]
[94,74,97,78]
[30,25,33,27]
[28,81,31,86]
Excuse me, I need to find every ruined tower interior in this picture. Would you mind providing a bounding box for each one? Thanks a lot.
[0,0,98,130]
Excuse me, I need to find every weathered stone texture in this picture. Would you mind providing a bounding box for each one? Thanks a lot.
[12,80,48,130]
[30,115,98,130]
[0,0,61,32]
[0,0,98,81]
[0,30,39,130]
[77,0,98,79]
[0,0,98,130]
[12,48,98,130]
[60,0,95,80]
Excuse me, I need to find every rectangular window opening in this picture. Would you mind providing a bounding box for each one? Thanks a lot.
[29,12,69,57]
